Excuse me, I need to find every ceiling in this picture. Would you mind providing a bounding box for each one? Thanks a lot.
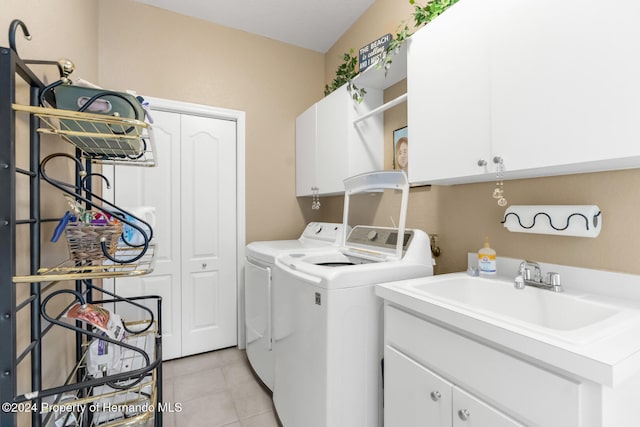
[134,0,376,53]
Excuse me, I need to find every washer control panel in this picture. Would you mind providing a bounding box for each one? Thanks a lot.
[346,226,414,252]
[301,222,346,242]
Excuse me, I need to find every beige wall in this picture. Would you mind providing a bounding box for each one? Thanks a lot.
[325,0,640,276]
[96,0,327,242]
[437,169,640,274]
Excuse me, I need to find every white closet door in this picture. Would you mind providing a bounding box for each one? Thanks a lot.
[106,109,238,359]
[106,110,183,360]
[180,114,237,355]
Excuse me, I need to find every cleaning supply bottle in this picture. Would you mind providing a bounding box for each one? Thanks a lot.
[478,236,497,276]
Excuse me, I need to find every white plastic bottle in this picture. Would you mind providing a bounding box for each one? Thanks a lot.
[478,237,497,276]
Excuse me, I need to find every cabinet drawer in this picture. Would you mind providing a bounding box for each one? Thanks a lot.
[385,305,581,427]
[385,346,453,427]
[453,386,524,427]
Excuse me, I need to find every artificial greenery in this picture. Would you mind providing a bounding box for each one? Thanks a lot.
[324,49,367,103]
[411,0,460,27]
[379,24,411,76]
[379,0,461,73]
[325,0,460,101]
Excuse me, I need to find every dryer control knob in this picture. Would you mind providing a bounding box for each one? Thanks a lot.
[367,230,378,241]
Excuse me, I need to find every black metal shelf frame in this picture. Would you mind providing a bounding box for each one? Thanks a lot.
[1,43,45,427]
[1,21,162,427]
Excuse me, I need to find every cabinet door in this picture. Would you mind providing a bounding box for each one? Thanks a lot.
[316,87,350,195]
[490,0,640,172]
[296,86,383,197]
[295,104,317,197]
[453,387,523,427]
[384,346,452,427]
[407,0,492,185]
[315,85,384,195]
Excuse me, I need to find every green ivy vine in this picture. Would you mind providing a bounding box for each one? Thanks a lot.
[324,0,460,102]
[379,0,461,73]
[411,0,461,26]
[324,49,367,102]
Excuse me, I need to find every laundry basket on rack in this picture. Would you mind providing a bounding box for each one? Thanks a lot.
[65,218,123,262]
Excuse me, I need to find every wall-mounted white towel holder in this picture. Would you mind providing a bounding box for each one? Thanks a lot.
[501,205,602,238]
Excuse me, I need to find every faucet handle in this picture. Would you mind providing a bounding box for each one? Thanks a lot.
[545,272,563,292]
[545,272,559,284]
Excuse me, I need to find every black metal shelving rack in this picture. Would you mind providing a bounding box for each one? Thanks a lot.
[0,42,43,427]
[1,26,162,427]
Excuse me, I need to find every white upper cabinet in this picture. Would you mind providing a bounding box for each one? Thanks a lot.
[408,0,492,185]
[296,84,384,196]
[491,0,640,173]
[409,0,640,185]
[295,103,317,197]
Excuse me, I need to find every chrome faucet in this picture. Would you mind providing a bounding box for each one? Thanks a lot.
[514,260,563,292]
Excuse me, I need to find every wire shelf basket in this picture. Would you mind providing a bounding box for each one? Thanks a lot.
[13,244,156,283]
[12,104,156,166]
[40,321,159,427]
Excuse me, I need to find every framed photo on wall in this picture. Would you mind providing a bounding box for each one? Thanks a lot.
[393,126,408,174]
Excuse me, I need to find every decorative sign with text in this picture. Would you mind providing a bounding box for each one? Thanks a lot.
[358,34,392,72]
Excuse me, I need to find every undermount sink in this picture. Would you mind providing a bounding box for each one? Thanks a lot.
[397,273,638,344]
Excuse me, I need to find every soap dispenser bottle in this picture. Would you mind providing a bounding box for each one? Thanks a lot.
[478,237,497,276]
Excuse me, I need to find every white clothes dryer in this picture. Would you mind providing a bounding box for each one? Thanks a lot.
[272,225,435,427]
[245,222,347,391]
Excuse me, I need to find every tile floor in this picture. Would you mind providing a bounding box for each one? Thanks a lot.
[160,347,280,427]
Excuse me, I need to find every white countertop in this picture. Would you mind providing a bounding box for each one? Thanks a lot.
[376,256,640,388]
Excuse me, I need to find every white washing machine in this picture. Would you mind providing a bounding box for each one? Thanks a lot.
[271,171,435,427]
[245,222,347,391]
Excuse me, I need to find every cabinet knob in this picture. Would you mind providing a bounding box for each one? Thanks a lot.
[458,409,471,421]
[430,391,442,402]
[202,263,207,269]
[477,159,487,167]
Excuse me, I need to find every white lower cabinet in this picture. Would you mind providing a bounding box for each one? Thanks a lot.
[385,345,452,426]
[385,346,521,427]
[383,305,584,427]
[451,386,522,427]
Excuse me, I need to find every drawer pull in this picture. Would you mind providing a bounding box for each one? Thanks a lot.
[458,409,471,421]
